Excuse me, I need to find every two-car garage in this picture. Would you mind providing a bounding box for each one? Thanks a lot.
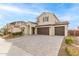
[37,26,65,36]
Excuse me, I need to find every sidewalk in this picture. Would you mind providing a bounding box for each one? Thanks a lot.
[0,38,12,56]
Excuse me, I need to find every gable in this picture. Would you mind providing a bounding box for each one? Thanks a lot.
[37,12,59,25]
[37,12,59,21]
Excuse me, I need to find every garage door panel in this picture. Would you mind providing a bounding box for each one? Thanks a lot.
[55,26,65,36]
[37,27,49,35]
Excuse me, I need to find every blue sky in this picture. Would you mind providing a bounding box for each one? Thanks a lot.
[0,3,79,29]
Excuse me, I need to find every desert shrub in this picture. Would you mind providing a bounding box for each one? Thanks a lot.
[65,36,74,45]
[65,47,79,56]
[0,33,3,36]
[0,32,3,36]
[12,31,23,36]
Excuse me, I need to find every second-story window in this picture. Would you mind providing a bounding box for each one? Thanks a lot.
[43,16,49,22]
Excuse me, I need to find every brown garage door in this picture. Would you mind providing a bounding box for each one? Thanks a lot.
[37,27,49,35]
[55,26,65,36]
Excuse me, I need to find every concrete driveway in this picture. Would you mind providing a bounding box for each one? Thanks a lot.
[6,35,64,56]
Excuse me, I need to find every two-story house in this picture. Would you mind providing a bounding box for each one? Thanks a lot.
[34,12,69,36]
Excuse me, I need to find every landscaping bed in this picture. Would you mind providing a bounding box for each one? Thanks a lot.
[2,31,24,40]
[58,36,79,56]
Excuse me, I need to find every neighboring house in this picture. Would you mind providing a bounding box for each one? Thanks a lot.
[68,29,79,36]
[4,21,36,35]
[5,21,28,35]
[4,12,69,36]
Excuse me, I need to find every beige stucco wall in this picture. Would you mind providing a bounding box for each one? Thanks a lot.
[27,22,36,35]
[37,13,58,25]
[65,25,68,36]
[35,27,37,35]
[23,26,28,35]
[49,26,54,36]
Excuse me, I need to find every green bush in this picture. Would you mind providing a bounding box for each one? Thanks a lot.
[65,47,79,56]
[0,34,3,36]
[65,36,74,45]
[12,32,23,36]
[0,32,3,36]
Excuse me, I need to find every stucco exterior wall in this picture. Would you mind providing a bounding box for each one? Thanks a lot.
[65,25,68,36]
[23,26,28,35]
[35,27,37,35]
[27,22,36,35]
[37,13,59,25]
[49,26,54,36]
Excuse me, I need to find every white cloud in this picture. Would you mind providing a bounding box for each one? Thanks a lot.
[0,15,4,19]
[56,4,79,29]
[0,4,42,16]
[0,5,22,13]
[0,4,51,16]
[23,9,51,16]
[59,14,79,21]
[58,5,79,22]
[22,4,52,16]
[23,9,40,15]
